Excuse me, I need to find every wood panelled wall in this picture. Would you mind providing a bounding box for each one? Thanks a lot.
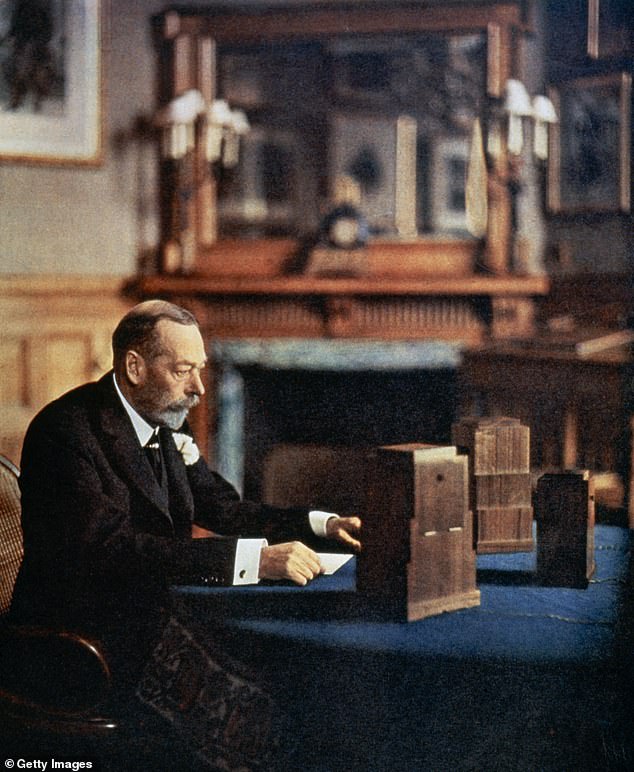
[0,276,133,466]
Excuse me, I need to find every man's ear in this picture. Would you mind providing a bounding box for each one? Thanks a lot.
[125,350,146,385]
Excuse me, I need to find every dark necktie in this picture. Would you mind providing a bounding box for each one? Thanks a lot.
[145,430,163,482]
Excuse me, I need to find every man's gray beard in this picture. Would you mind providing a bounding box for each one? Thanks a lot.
[141,395,200,430]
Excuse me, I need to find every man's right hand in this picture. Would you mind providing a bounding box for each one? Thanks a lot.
[259,541,324,586]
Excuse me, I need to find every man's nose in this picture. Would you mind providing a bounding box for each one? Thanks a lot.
[189,369,205,396]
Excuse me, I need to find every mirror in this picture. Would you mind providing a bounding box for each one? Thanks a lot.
[216,32,487,241]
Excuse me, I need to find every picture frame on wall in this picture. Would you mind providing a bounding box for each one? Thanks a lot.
[587,0,633,60]
[547,72,631,214]
[429,136,469,233]
[0,0,102,165]
[330,113,418,238]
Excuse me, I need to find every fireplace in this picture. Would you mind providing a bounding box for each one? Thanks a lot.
[135,267,548,503]
[211,339,462,498]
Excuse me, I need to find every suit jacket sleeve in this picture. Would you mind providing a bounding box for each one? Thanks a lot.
[183,444,316,546]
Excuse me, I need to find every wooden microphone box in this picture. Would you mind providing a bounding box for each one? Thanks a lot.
[452,416,534,553]
[535,469,596,588]
[357,443,480,622]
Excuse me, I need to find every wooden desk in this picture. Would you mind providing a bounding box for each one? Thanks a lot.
[458,343,634,525]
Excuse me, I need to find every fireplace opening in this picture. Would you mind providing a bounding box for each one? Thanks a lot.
[240,366,457,501]
[211,339,463,499]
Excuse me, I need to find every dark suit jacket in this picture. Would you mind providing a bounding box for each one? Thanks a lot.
[10,373,313,682]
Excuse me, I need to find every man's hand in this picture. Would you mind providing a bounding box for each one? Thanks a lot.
[259,542,324,586]
[326,516,362,552]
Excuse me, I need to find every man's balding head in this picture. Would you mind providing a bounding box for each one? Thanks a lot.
[112,300,198,372]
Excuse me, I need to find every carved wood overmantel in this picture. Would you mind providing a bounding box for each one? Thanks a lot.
[137,273,548,342]
[154,2,532,276]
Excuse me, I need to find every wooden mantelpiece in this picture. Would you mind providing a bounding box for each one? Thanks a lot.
[138,273,548,298]
[136,273,549,343]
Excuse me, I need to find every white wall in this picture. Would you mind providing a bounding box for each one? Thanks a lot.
[0,0,168,276]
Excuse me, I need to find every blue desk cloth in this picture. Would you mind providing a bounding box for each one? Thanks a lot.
[174,525,631,665]
[172,525,634,771]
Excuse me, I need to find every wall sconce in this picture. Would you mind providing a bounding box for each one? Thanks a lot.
[504,79,533,155]
[502,79,558,159]
[154,90,250,274]
[204,99,250,167]
[154,89,206,160]
[467,82,558,245]
[486,80,558,162]
[155,90,250,165]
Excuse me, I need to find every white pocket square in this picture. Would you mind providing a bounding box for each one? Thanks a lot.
[172,432,200,466]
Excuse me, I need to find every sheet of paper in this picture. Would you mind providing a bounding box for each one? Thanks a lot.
[317,553,353,575]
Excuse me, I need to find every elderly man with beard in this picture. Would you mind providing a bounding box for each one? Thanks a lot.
[10,300,361,703]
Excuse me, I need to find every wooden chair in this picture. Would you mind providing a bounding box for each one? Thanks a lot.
[0,455,22,617]
[0,455,124,753]
[0,455,194,768]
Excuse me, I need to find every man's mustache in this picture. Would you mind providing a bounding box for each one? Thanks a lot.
[169,394,200,412]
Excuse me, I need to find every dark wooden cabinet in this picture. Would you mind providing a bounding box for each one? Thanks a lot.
[535,469,596,588]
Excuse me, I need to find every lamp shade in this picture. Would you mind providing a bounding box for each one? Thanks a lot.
[504,80,532,155]
[155,89,205,126]
[504,79,533,116]
[230,109,250,135]
[532,95,558,124]
[208,99,233,126]
[532,95,558,160]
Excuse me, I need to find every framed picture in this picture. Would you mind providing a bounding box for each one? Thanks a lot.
[218,126,306,235]
[587,0,633,60]
[330,39,402,106]
[429,136,469,233]
[0,0,102,165]
[330,113,418,237]
[547,72,631,214]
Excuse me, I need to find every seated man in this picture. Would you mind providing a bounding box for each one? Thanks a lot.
[10,300,361,693]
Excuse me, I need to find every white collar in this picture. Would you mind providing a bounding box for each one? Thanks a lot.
[112,373,157,447]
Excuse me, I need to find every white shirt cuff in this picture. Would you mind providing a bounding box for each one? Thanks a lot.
[309,510,339,538]
[233,538,267,585]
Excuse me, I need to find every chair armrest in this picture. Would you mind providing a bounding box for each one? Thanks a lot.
[0,625,113,715]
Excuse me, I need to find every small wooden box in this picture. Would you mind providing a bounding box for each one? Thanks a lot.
[452,416,534,553]
[357,443,480,622]
[535,470,596,588]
